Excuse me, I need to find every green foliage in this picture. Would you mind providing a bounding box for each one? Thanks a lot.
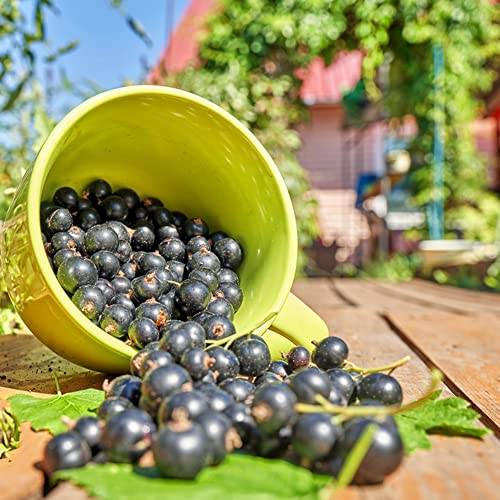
[335,253,421,281]
[395,390,491,454]
[160,0,500,271]
[8,388,104,435]
[0,407,21,458]
[53,455,331,500]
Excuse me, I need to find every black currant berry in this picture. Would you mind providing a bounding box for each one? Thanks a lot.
[165,260,185,281]
[109,291,135,310]
[51,231,77,253]
[357,373,403,406]
[175,321,206,348]
[115,188,140,210]
[104,374,142,406]
[46,207,73,235]
[224,403,258,446]
[76,208,101,231]
[175,279,211,317]
[67,226,86,252]
[132,273,162,301]
[57,256,98,293]
[187,249,221,273]
[134,349,174,379]
[95,278,115,303]
[158,327,193,361]
[235,338,271,377]
[53,249,78,270]
[254,372,282,387]
[213,237,243,270]
[152,207,173,227]
[83,179,112,203]
[100,304,134,338]
[131,225,156,251]
[101,409,156,463]
[137,253,166,274]
[209,231,228,245]
[158,389,209,424]
[312,336,349,371]
[327,369,357,402]
[106,221,131,241]
[188,267,219,292]
[208,387,235,412]
[100,195,129,222]
[182,217,209,240]
[180,348,214,380]
[97,396,134,420]
[288,367,332,404]
[42,432,92,476]
[195,411,236,465]
[203,315,235,341]
[156,224,179,242]
[251,383,298,435]
[219,378,255,403]
[142,196,163,213]
[111,276,132,296]
[71,285,106,321]
[91,250,120,279]
[283,346,310,372]
[335,417,403,485]
[53,186,79,210]
[216,283,243,311]
[84,225,119,255]
[171,210,187,228]
[218,268,239,285]
[73,416,102,455]
[153,420,209,479]
[268,361,291,379]
[206,346,240,381]
[128,318,160,349]
[139,365,192,416]
[158,237,185,262]
[186,236,210,256]
[206,297,234,319]
[135,300,169,328]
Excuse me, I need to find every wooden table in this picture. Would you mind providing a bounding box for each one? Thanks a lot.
[1,278,499,499]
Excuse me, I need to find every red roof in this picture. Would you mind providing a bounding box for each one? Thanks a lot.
[148,0,362,104]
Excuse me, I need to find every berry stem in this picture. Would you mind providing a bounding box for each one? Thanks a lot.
[204,312,277,349]
[335,423,377,489]
[52,371,62,396]
[295,369,442,418]
[343,355,410,375]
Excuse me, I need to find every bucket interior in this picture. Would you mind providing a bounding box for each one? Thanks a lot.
[32,88,297,336]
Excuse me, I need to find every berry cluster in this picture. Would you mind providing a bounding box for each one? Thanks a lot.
[40,179,243,347]
[43,334,405,485]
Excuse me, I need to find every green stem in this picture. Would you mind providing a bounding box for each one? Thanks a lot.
[343,355,410,375]
[335,423,376,488]
[295,369,443,418]
[52,371,62,396]
[204,312,277,350]
[167,280,181,287]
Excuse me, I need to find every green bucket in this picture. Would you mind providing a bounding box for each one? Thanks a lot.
[1,86,328,374]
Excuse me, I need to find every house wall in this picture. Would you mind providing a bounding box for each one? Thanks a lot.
[296,104,385,191]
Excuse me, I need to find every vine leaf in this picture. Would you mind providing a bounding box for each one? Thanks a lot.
[7,388,104,435]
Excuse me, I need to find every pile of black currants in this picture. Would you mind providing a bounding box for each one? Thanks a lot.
[42,334,405,485]
[41,179,405,486]
[40,179,243,347]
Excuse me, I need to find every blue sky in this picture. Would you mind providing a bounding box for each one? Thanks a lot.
[25,0,190,109]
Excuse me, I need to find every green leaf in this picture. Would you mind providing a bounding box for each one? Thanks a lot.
[396,391,491,454]
[8,388,104,435]
[53,454,331,500]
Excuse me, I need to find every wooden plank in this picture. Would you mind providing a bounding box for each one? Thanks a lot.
[308,306,500,500]
[374,280,500,317]
[332,278,428,313]
[292,278,348,309]
[385,310,500,433]
[0,333,106,394]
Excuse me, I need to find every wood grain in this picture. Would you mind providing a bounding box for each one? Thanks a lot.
[386,310,500,433]
[0,333,106,394]
[292,278,348,309]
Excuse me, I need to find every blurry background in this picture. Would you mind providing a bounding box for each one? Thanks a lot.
[1,0,500,333]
